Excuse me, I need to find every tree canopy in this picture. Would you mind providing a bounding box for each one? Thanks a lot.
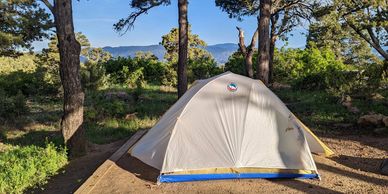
[336,0,387,61]
[215,0,312,40]
[0,0,52,56]
[160,27,211,63]
[307,12,381,67]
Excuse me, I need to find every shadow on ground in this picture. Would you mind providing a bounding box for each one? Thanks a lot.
[331,155,384,175]
[272,179,341,194]
[316,161,387,187]
[116,153,159,182]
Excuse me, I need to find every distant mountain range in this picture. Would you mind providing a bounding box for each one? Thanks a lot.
[103,43,239,64]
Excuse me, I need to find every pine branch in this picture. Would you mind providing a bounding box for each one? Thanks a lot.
[41,0,54,14]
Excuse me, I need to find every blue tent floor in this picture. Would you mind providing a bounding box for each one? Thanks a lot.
[159,173,319,183]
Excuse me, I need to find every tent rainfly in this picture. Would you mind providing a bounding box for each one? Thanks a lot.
[130,72,334,183]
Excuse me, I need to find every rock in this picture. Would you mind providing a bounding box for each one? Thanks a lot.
[357,114,384,127]
[125,112,138,120]
[340,95,359,113]
[340,95,352,107]
[370,93,385,101]
[104,91,131,101]
[342,95,352,103]
[380,159,388,176]
[383,116,388,127]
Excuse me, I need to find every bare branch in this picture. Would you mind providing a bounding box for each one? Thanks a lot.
[40,0,54,14]
[236,26,247,54]
[272,0,302,15]
[366,27,388,59]
[114,0,170,35]
[346,18,388,60]
[248,28,259,51]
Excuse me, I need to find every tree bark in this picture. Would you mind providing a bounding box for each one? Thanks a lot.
[237,27,258,78]
[177,0,188,98]
[245,51,254,78]
[53,0,86,156]
[257,0,271,85]
[269,23,277,84]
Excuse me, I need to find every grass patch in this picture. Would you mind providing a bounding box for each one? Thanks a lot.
[86,117,158,144]
[84,84,176,144]
[0,143,67,194]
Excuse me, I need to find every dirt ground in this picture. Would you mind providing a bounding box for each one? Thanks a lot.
[39,135,388,194]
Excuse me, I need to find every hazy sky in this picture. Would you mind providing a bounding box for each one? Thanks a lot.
[33,0,308,50]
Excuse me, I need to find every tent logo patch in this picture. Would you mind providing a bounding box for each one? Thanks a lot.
[227,82,238,92]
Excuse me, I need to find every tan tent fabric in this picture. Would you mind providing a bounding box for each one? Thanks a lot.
[131,72,333,176]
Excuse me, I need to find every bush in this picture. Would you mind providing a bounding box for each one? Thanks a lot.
[0,143,67,194]
[103,51,222,87]
[273,43,388,96]
[85,91,131,119]
[160,62,177,86]
[224,51,258,76]
[272,44,361,96]
[188,56,222,82]
[123,67,146,88]
[0,56,60,96]
[103,54,175,87]
[81,61,109,90]
[0,90,29,119]
[0,55,37,75]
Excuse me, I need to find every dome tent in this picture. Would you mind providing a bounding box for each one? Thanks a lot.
[130,72,334,183]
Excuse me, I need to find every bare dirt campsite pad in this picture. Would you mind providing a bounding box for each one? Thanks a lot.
[75,135,388,194]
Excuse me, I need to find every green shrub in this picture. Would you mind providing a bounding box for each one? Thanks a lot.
[0,90,29,119]
[272,44,363,96]
[103,52,221,87]
[0,143,67,194]
[0,54,60,96]
[81,61,109,90]
[0,55,37,75]
[13,91,28,116]
[123,67,146,88]
[85,92,131,119]
[188,56,222,82]
[272,43,387,96]
[160,62,177,86]
[224,51,258,76]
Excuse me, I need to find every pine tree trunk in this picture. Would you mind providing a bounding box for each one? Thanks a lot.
[246,52,254,78]
[269,35,276,84]
[257,0,271,85]
[178,0,188,98]
[54,0,86,157]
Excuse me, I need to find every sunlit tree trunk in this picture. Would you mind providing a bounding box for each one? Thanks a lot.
[177,0,188,98]
[269,31,277,84]
[257,0,271,85]
[53,0,86,156]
